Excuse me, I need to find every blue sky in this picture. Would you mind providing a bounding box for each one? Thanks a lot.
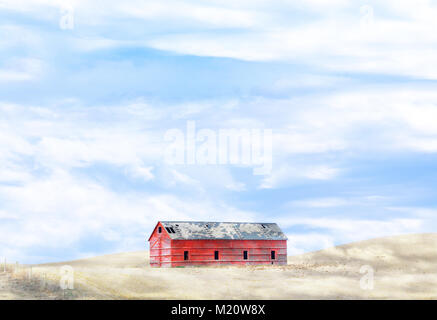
[2,0,437,263]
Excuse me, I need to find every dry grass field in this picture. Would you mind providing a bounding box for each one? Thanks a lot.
[1,233,436,299]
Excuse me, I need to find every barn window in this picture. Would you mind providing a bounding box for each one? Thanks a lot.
[184,251,189,260]
[271,251,276,260]
[214,251,219,260]
[158,227,162,233]
[243,251,248,260]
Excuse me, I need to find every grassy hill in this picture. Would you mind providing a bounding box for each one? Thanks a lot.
[1,233,436,299]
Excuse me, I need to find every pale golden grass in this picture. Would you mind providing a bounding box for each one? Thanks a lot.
[1,233,437,299]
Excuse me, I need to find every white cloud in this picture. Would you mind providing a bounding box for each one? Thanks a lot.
[287,233,335,256]
[141,2,437,78]
[0,70,33,81]
[128,165,155,181]
[0,101,166,174]
[281,216,424,255]
[254,86,437,189]
[225,182,246,192]
[118,1,260,28]
[3,0,437,78]
[169,169,202,188]
[268,87,437,157]
[260,164,341,189]
[289,196,390,208]
[0,168,257,262]
[304,166,340,180]
[290,197,350,208]
[274,132,347,155]
[0,163,32,183]
[386,206,437,219]
[0,58,43,82]
[0,98,265,262]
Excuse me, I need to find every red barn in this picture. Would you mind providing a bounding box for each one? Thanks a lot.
[148,221,287,267]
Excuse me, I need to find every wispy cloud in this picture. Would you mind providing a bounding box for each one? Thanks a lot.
[0,58,43,82]
[281,216,424,255]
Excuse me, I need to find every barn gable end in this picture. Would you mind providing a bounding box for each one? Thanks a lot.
[148,221,173,267]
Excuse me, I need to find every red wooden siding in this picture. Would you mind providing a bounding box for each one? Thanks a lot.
[149,222,172,267]
[169,239,287,266]
[148,223,287,267]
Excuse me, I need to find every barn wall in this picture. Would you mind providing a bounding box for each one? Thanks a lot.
[170,239,287,266]
[149,222,172,267]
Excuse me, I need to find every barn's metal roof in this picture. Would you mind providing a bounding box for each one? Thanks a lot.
[159,221,287,240]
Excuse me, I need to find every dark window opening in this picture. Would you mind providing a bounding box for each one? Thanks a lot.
[184,251,189,260]
[205,224,209,228]
[214,251,219,260]
[165,227,176,234]
[243,251,248,260]
[261,224,266,228]
[158,226,162,233]
[271,251,276,260]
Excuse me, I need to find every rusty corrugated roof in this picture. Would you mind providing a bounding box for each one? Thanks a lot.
[159,221,287,240]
